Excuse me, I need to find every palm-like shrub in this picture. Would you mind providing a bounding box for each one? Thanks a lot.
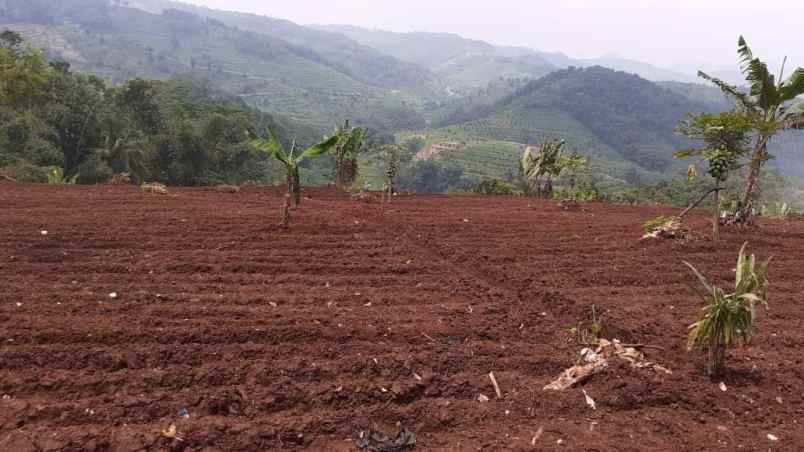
[520,139,586,198]
[699,37,804,214]
[381,144,402,197]
[685,243,771,375]
[250,128,338,206]
[333,120,367,188]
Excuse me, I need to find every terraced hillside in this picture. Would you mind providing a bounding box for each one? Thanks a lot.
[0,1,434,135]
[404,67,718,186]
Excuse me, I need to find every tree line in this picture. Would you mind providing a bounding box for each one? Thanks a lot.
[0,30,288,186]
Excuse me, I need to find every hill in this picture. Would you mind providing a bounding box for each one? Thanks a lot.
[0,0,439,136]
[657,81,804,178]
[319,24,699,86]
[317,25,556,89]
[399,67,719,187]
[125,0,447,99]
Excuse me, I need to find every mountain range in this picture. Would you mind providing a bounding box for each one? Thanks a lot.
[0,0,800,183]
[317,24,704,87]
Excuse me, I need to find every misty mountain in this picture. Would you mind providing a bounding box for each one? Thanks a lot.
[1,0,800,183]
[123,0,447,99]
[0,0,442,136]
[316,25,557,88]
[412,67,720,186]
[318,24,700,85]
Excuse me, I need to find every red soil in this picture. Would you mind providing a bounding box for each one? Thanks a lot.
[1,184,803,451]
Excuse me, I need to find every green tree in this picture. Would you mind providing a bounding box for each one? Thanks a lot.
[676,111,753,239]
[250,128,338,206]
[0,47,51,111]
[380,143,403,197]
[332,120,367,188]
[520,139,587,198]
[698,37,804,215]
[0,30,23,51]
[45,69,106,176]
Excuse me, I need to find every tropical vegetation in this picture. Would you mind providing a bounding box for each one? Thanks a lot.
[249,128,338,206]
[685,243,772,375]
[698,37,804,216]
[520,139,587,198]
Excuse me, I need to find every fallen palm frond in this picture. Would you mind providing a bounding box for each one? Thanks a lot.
[642,216,690,240]
[544,339,671,390]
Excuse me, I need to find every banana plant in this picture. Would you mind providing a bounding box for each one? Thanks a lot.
[685,243,771,376]
[698,36,804,215]
[333,120,367,188]
[250,128,338,206]
[520,139,586,198]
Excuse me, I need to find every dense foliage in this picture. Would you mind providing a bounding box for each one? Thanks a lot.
[399,159,475,193]
[0,0,435,138]
[698,37,804,214]
[0,32,287,185]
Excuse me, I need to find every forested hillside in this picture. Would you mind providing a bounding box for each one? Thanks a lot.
[401,67,716,191]
[321,24,698,85]
[125,0,447,98]
[317,25,557,88]
[0,28,310,185]
[0,0,801,192]
[0,0,439,137]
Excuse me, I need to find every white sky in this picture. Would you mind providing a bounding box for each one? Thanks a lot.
[182,0,802,73]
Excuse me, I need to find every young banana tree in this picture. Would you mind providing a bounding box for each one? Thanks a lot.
[520,139,586,198]
[685,243,771,375]
[333,120,367,188]
[250,128,338,206]
[675,111,753,239]
[698,36,804,216]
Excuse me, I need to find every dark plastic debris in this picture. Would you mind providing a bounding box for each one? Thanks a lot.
[354,428,416,451]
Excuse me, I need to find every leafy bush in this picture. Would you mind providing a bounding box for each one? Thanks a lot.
[760,202,793,219]
[75,155,113,184]
[0,161,49,182]
[47,167,78,184]
[399,160,474,193]
[685,243,771,375]
[474,179,520,195]
[554,186,601,202]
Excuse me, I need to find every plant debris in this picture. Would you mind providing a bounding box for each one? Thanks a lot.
[214,184,241,193]
[354,427,416,452]
[140,182,169,195]
[582,389,596,410]
[544,339,672,390]
[558,199,586,212]
[642,217,691,240]
[162,424,182,441]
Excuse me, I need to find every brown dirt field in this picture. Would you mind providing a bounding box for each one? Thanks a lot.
[1,184,803,451]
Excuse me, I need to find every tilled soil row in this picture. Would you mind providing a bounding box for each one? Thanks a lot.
[1,184,803,451]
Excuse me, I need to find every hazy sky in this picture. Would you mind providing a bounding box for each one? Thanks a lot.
[183,0,802,73]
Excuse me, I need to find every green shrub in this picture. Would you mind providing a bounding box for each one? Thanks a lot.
[0,162,49,183]
[75,155,113,184]
[47,167,78,184]
[473,179,520,195]
[760,202,793,219]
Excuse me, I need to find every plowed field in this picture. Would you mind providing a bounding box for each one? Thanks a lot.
[1,183,803,451]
